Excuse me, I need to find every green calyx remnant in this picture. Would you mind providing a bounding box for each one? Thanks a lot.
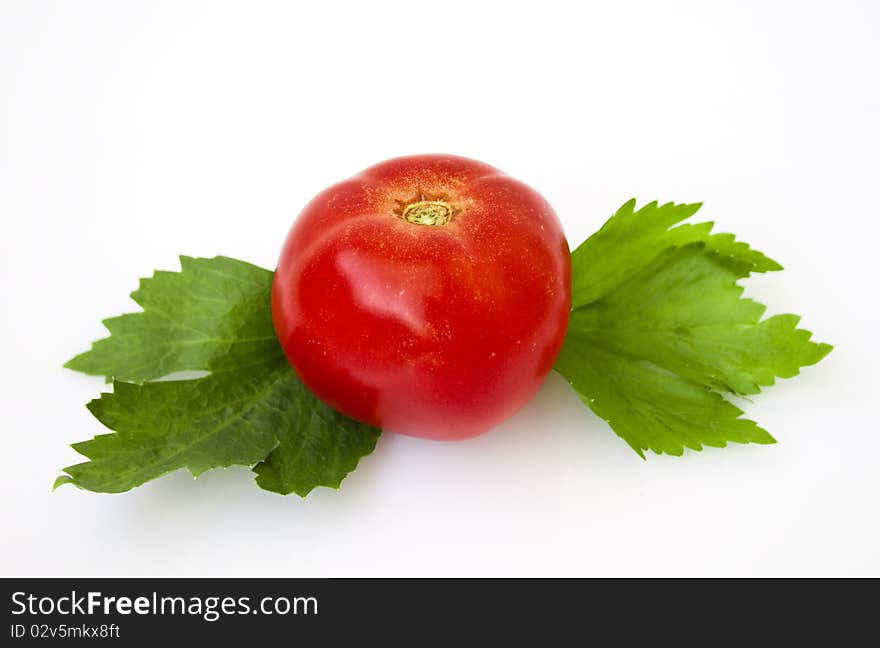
[554,199,831,457]
[58,256,380,497]
[402,200,454,226]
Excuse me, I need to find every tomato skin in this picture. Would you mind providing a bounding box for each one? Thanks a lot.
[272,155,571,440]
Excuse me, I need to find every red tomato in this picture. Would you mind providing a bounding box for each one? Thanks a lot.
[272,155,571,440]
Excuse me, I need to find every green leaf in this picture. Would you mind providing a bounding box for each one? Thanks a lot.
[57,368,289,493]
[570,199,782,309]
[554,333,775,458]
[253,386,381,497]
[64,256,280,383]
[570,245,831,395]
[557,201,831,457]
[57,366,379,496]
[60,256,380,496]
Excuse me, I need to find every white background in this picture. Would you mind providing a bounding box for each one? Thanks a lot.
[1,1,877,577]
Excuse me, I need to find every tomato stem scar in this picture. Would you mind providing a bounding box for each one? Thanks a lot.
[401,201,454,226]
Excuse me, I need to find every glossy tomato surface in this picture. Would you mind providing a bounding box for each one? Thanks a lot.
[272,155,571,440]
